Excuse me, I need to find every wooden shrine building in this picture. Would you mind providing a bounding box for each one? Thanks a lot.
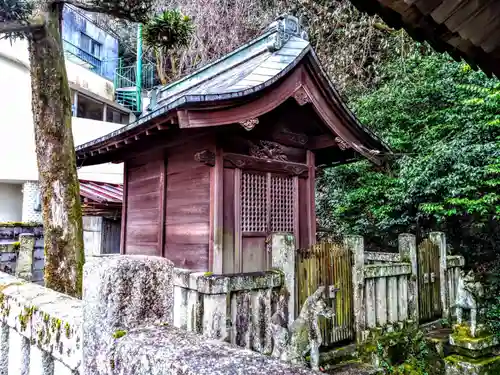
[76,15,390,273]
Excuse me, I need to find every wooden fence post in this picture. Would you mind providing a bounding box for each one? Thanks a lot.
[398,233,418,324]
[345,235,365,343]
[430,232,449,321]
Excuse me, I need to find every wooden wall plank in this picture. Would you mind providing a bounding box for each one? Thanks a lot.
[223,168,235,273]
[124,152,163,255]
[164,136,213,271]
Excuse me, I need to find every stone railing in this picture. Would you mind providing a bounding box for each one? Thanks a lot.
[363,262,413,330]
[0,254,317,375]
[0,271,81,374]
[0,223,44,285]
[173,268,282,354]
[350,234,419,342]
[364,251,401,264]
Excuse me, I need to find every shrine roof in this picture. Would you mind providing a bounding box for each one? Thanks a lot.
[76,15,390,165]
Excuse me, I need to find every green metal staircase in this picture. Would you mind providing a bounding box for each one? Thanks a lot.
[114,61,156,113]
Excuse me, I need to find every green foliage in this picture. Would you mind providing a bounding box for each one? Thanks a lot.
[0,0,34,40]
[143,10,193,50]
[376,329,442,375]
[317,48,500,265]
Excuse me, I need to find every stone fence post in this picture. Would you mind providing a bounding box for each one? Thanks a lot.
[344,235,365,343]
[82,255,174,375]
[15,233,34,281]
[430,231,449,321]
[398,233,418,324]
[270,233,295,326]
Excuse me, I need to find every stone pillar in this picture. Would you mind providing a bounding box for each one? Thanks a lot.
[430,232,449,321]
[82,255,174,375]
[399,233,418,324]
[270,233,295,326]
[15,233,34,281]
[345,235,365,343]
[21,181,42,223]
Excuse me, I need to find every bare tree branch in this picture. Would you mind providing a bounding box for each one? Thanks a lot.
[61,0,156,23]
[0,19,44,34]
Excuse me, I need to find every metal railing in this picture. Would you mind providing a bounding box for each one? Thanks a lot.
[114,61,156,90]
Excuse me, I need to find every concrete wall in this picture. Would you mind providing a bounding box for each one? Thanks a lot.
[62,5,119,82]
[0,184,22,223]
[0,39,124,186]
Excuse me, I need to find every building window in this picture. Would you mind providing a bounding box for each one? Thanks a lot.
[77,94,104,121]
[106,107,129,125]
[73,91,129,124]
[80,33,102,58]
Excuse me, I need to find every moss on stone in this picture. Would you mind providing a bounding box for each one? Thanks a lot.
[64,322,71,338]
[113,330,127,339]
[0,222,42,227]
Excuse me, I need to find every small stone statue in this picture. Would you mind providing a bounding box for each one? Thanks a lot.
[271,286,334,371]
[455,271,483,337]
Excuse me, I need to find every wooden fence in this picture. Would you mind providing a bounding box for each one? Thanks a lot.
[296,242,354,345]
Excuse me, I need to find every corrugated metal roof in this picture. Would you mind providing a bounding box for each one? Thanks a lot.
[79,180,122,204]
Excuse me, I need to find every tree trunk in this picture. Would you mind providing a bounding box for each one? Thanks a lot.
[28,3,84,298]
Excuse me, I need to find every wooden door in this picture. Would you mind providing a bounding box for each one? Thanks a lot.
[237,170,298,273]
[418,239,442,322]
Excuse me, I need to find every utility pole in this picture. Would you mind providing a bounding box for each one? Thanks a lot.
[136,23,143,113]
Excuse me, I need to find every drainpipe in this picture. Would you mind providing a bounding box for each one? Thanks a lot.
[136,24,143,113]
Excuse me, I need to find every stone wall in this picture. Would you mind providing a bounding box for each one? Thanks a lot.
[0,223,44,284]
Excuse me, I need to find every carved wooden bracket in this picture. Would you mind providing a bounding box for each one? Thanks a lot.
[292,87,311,106]
[194,150,215,166]
[248,140,288,161]
[335,137,350,150]
[239,118,259,131]
[223,153,308,177]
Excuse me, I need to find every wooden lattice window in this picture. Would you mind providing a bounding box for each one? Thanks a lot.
[270,175,295,232]
[241,172,268,232]
[241,172,296,233]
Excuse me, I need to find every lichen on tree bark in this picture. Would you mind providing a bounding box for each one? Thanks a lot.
[28,3,84,298]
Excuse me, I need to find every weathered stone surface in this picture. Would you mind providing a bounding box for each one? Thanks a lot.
[0,271,81,371]
[399,233,418,322]
[447,256,465,268]
[345,235,365,342]
[15,234,34,281]
[83,255,174,375]
[364,252,400,263]
[270,233,295,327]
[364,263,411,279]
[107,324,320,375]
[173,268,281,295]
[445,354,500,375]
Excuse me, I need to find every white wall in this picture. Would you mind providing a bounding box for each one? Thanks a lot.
[0,184,23,222]
[0,39,124,185]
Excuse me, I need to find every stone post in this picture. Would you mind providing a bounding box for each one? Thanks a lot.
[15,233,34,281]
[345,235,365,343]
[399,233,418,324]
[270,233,296,326]
[430,232,449,321]
[82,255,174,375]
